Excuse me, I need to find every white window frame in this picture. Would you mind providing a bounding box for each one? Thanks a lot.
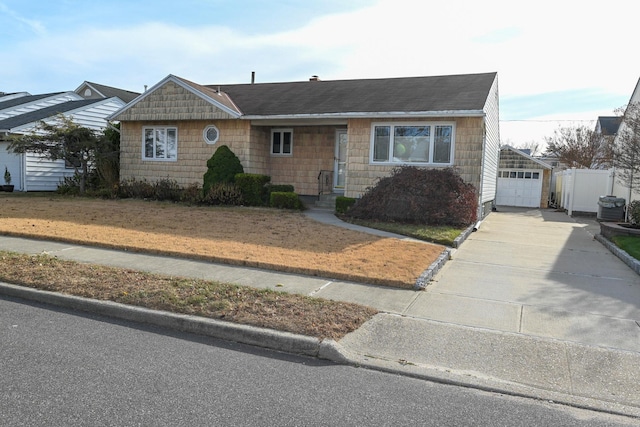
[142,127,178,161]
[203,125,219,145]
[369,122,455,166]
[271,128,293,156]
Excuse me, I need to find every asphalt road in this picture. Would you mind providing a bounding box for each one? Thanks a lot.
[1,296,637,427]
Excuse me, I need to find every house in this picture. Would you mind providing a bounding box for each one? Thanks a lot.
[610,76,640,207]
[497,145,553,208]
[0,82,139,191]
[75,81,140,104]
[596,115,621,137]
[110,72,500,218]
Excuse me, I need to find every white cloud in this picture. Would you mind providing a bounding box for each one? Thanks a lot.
[0,2,46,35]
[2,0,638,149]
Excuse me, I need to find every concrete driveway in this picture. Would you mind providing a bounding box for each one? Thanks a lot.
[407,206,640,353]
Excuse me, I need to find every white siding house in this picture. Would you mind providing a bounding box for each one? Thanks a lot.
[0,82,137,191]
[480,75,501,215]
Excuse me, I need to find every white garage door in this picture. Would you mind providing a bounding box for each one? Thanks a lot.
[496,169,543,208]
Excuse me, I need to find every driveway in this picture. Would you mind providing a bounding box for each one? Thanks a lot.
[405,207,640,353]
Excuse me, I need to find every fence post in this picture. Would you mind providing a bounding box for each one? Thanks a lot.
[568,168,577,216]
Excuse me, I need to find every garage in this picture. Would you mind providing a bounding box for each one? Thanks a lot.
[496,146,552,208]
[496,170,543,207]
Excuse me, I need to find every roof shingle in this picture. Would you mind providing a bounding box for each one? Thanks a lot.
[207,72,497,116]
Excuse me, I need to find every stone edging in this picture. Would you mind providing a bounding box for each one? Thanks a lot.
[414,223,476,290]
[595,234,640,275]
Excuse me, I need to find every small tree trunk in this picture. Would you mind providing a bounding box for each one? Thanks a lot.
[79,160,88,194]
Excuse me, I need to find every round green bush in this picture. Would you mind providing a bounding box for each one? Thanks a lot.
[203,145,244,194]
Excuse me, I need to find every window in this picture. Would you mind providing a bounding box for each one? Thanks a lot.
[271,129,293,156]
[65,156,81,169]
[500,170,541,179]
[371,122,454,165]
[143,127,177,161]
[203,125,219,145]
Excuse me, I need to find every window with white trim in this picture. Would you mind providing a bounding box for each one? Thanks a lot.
[371,122,455,165]
[143,127,177,161]
[271,129,293,156]
[203,125,219,145]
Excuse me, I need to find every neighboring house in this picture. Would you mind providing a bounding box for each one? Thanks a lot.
[550,76,640,216]
[596,115,621,137]
[497,146,552,208]
[76,81,140,103]
[610,76,640,206]
[110,72,500,218]
[0,83,139,191]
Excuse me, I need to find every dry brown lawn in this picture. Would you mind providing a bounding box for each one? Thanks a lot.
[0,194,444,288]
[0,251,377,339]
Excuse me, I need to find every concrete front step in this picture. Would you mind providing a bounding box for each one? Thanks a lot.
[315,194,338,209]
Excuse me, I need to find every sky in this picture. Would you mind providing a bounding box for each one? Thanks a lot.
[1,0,638,151]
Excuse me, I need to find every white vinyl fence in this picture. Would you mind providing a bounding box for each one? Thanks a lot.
[555,168,613,215]
[554,167,640,216]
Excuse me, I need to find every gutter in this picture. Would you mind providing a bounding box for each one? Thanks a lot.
[242,110,487,121]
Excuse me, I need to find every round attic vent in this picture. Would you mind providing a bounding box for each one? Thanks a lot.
[203,125,219,145]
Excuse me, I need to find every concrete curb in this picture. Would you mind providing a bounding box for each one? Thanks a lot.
[3,282,640,419]
[0,282,344,360]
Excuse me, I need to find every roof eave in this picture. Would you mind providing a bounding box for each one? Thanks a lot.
[9,97,122,133]
[242,110,486,120]
[108,75,242,121]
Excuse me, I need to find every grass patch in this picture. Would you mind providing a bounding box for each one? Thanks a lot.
[342,218,466,246]
[0,251,377,340]
[611,235,640,260]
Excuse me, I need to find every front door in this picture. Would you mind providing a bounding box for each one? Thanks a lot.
[334,130,347,192]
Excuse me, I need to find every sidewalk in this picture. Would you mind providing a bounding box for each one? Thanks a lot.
[2,207,640,418]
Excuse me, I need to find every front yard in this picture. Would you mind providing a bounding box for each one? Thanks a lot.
[0,194,446,288]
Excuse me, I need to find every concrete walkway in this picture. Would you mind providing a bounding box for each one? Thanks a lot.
[2,207,640,417]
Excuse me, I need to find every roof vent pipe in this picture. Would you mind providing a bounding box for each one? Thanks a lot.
[251,71,255,84]
[309,75,320,81]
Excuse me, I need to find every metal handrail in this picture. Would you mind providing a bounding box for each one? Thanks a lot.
[317,170,333,196]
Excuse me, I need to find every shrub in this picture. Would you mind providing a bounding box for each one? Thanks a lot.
[203,145,244,194]
[628,200,640,225]
[235,173,271,206]
[56,174,82,196]
[153,178,182,202]
[203,182,244,205]
[267,184,295,193]
[345,166,477,226]
[270,191,303,210]
[335,196,356,214]
[180,183,204,205]
[118,178,155,199]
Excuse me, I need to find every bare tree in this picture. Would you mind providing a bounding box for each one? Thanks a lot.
[612,102,640,220]
[544,125,612,169]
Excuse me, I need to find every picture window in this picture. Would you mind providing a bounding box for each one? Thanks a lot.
[371,122,454,165]
[143,127,177,161]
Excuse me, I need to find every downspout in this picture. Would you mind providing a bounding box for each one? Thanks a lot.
[21,152,26,192]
